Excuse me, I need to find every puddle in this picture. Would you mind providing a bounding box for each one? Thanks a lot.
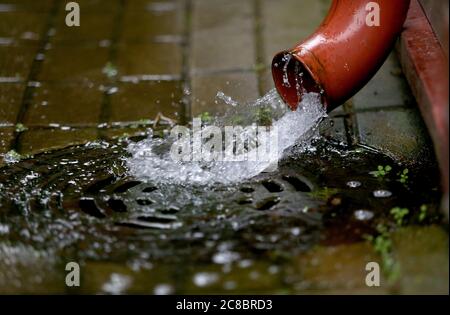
[0,88,446,294]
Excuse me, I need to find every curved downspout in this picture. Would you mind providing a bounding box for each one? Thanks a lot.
[272,0,411,111]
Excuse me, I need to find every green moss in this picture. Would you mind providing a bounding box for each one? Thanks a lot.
[308,187,339,200]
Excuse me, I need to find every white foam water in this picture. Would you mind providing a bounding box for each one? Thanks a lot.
[126,89,326,186]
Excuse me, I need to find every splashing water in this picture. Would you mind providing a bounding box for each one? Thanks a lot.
[126,89,326,186]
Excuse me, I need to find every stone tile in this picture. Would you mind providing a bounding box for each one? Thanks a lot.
[38,45,109,82]
[261,0,330,65]
[116,43,182,76]
[191,72,259,117]
[109,81,183,123]
[393,226,449,294]
[121,10,184,42]
[352,53,415,111]
[357,108,435,163]
[0,83,26,125]
[23,82,103,126]
[18,128,98,155]
[0,128,14,166]
[0,0,53,12]
[126,0,183,12]
[0,45,38,79]
[58,0,120,13]
[51,12,115,43]
[0,12,48,41]
[260,68,275,95]
[100,126,150,140]
[190,0,255,73]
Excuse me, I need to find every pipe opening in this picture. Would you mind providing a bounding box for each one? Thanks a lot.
[272,52,322,111]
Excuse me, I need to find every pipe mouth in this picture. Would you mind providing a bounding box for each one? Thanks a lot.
[272,51,323,111]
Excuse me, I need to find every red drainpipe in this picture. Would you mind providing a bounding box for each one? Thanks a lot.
[272,0,411,111]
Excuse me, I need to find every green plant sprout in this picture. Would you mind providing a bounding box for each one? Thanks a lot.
[200,112,213,124]
[370,165,392,178]
[102,62,118,78]
[419,204,428,222]
[364,224,400,284]
[4,150,29,164]
[15,123,28,133]
[255,107,272,126]
[398,168,409,184]
[390,207,409,226]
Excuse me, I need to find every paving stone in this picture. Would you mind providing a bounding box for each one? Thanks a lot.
[191,72,259,117]
[100,126,150,141]
[126,0,183,12]
[190,0,255,73]
[352,53,415,111]
[38,45,110,82]
[18,128,98,155]
[260,68,275,95]
[357,108,435,163]
[261,0,330,65]
[0,12,48,41]
[51,12,115,43]
[121,9,184,42]
[116,43,182,76]
[23,82,103,126]
[0,0,53,12]
[59,0,120,13]
[0,83,26,125]
[0,45,38,79]
[393,226,449,294]
[109,81,183,123]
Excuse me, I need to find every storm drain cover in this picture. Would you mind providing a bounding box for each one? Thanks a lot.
[0,137,442,293]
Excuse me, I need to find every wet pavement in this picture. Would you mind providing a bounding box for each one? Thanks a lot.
[0,0,448,294]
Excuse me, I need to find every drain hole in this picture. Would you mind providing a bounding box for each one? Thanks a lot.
[108,199,127,213]
[137,215,176,224]
[262,180,284,192]
[255,196,281,211]
[136,198,154,206]
[237,197,253,205]
[116,219,181,230]
[113,181,142,193]
[79,197,106,218]
[240,186,254,193]
[85,176,116,194]
[142,186,158,193]
[282,175,311,192]
[160,206,180,214]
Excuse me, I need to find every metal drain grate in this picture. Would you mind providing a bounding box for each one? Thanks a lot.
[0,138,440,266]
[0,141,322,235]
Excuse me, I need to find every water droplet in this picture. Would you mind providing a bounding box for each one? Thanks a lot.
[354,209,374,221]
[373,190,392,198]
[193,272,219,287]
[102,273,132,294]
[212,251,240,265]
[346,181,361,188]
[153,284,174,295]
